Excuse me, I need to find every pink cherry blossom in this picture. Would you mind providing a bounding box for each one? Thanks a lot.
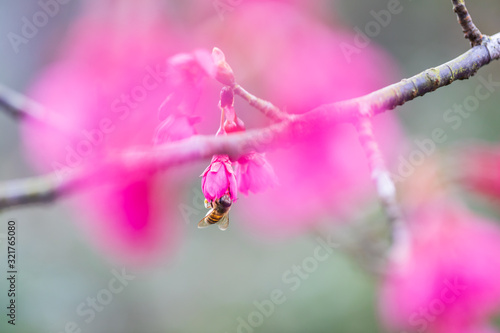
[379,201,500,333]
[235,152,279,195]
[201,155,238,202]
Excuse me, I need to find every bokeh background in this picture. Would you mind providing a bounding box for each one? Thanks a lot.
[1,1,500,332]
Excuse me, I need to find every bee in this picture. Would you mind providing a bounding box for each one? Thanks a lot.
[198,194,232,231]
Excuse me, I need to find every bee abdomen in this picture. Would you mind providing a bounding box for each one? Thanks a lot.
[207,213,222,225]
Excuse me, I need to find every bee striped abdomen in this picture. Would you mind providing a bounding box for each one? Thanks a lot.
[207,212,224,224]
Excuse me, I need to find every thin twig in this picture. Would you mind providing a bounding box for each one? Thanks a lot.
[1,33,500,210]
[0,83,49,121]
[452,0,483,47]
[233,84,292,122]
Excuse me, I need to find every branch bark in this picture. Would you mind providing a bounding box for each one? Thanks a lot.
[311,32,500,119]
[1,32,500,210]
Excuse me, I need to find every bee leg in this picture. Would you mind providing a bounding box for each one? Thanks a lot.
[204,199,212,209]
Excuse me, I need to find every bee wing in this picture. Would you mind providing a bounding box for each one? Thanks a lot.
[198,209,213,229]
[217,214,230,231]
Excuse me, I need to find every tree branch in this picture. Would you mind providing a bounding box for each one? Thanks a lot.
[452,0,483,47]
[1,33,500,210]
[0,174,62,209]
[311,32,500,118]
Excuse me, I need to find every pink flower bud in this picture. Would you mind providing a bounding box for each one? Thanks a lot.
[223,117,246,134]
[222,104,246,133]
[219,87,245,133]
[201,155,238,202]
[220,86,234,108]
[212,47,235,86]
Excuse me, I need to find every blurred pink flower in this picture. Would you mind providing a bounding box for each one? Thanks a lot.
[154,114,200,145]
[153,48,236,145]
[21,0,184,265]
[235,152,278,195]
[379,201,500,333]
[158,50,215,121]
[201,155,238,202]
[203,0,333,23]
[457,145,500,201]
[196,2,404,236]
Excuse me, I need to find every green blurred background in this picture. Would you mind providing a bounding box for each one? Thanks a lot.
[1,1,500,332]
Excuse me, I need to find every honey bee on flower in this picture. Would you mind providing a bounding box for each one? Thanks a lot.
[197,87,277,230]
[199,154,238,230]
[198,194,232,231]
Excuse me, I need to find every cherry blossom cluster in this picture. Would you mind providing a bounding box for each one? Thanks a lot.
[152,48,278,207]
